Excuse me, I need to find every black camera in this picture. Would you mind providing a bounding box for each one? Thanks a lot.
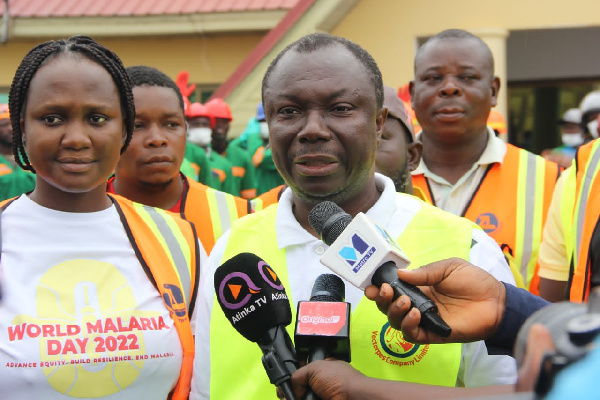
[514,288,600,397]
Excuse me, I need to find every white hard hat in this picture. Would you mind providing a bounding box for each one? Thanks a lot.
[559,108,582,124]
[579,90,600,115]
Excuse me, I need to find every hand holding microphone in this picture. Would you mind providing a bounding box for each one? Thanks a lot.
[308,201,451,339]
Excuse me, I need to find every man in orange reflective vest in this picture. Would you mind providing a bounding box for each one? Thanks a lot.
[110,66,251,255]
[410,29,561,293]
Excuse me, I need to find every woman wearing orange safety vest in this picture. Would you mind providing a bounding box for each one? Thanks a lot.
[0,37,200,399]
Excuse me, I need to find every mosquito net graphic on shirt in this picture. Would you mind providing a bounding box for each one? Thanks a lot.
[7,260,168,397]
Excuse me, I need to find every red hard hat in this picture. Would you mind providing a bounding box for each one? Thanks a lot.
[185,102,209,119]
[205,98,232,121]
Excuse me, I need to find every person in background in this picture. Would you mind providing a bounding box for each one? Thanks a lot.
[0,103,35,200]
[487,109,508,141]
[185,102,236,194]
[579,90,600,141]
[542,108,585,169]
[205,98,257,199]
[376,85,423,196]
[410,29,561,293]
[182,102,219,188]
[110,66,251,254]
[0,35,202,399]
[250,103,286,195]
[191,32,516,400]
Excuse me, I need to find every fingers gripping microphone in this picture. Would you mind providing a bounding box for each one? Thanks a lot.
[308,201,452,338]
[295,274,351,363]
[214,252,298,400]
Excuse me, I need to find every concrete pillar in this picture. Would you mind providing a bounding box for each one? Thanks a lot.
[474,28,510,141]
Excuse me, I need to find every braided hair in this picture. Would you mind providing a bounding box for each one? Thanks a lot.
[8,35,135,172]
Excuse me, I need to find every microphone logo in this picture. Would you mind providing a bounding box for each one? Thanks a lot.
[299,315,341,324]
[218,272,262,310]
[337,233,376,273]
[217,259,285,310]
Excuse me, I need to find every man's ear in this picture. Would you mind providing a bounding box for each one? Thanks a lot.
[406,140,423,172]
[490,76,500,107]
[376,107,388,144]
[409,80,416,109]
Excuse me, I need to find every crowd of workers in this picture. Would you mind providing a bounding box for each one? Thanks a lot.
[1,27,600,400]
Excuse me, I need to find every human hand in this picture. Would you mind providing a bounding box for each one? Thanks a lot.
[516,324,555,393]
[289,360,366,400]
[365,258,506,343]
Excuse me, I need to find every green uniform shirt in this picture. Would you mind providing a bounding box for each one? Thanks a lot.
[184,142,219,189]
[0,154,36,201]
[207,149,236,196]
[221,144,257,199]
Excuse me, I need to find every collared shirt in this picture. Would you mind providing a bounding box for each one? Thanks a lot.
[191,174,517,398]
[412,127,507,215]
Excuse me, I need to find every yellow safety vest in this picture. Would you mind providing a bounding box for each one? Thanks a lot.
[209,194,477,399]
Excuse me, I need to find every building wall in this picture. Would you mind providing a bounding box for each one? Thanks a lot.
[331,0,600,118]
[0,33,264,92]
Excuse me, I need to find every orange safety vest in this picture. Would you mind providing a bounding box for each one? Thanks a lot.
[248,184,286,212]
[413,144,560,292]
[181,176,251,253]
[0,194,199,400]
[567,140,600,302]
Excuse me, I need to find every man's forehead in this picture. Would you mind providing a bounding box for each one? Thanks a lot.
[417,37,492,67]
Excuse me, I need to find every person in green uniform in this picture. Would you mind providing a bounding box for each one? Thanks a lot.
[0,104,35,200]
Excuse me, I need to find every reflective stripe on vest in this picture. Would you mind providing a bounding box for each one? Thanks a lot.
[181,177,250,254]
[110,194,197,400]
[209,195,467,399]
[249,184,285,213]
[412,144,559,292]
[568,140,600,302]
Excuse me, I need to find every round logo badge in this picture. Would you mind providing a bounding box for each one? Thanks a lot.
[476,212,499,233]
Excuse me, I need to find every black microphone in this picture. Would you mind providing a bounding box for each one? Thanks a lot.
[308,201,451,338]
[214,252,298,400]
[295,274,351,364]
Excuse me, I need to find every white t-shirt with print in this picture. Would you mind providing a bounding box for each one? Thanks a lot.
[0,195,182,400]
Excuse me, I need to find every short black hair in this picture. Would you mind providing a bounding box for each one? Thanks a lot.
[8,35,134,172]
[415,29,495,75]
[126,65,184,113]
[262,33,384,110]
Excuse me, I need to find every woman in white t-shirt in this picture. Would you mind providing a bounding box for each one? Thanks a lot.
[0,36,200,400]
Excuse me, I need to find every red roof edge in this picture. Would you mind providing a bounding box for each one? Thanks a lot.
[209,0,316,100]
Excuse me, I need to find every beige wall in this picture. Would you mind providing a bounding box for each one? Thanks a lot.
[332,0,600,117]
[0,33,264,91]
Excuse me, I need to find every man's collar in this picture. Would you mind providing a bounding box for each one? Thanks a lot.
[275,174,398,249]
[413,126,507,175]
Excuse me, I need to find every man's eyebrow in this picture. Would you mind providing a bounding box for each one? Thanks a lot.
[277,89,350,102]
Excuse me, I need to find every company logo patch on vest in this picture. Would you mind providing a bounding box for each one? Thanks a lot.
[476,212,500,234]
[371,323,430,366]
[337,234,376,273]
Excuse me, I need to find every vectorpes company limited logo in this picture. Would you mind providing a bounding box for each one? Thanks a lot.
[337,233,376,273]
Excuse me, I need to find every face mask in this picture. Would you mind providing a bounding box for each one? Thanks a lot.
[562,133,584,148]
[587,119,599,139]
[259,121,269,140]
[187,127,212,147]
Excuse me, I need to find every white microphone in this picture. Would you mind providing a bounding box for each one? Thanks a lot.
[309,201,452,338]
